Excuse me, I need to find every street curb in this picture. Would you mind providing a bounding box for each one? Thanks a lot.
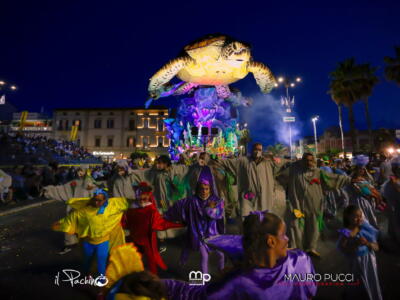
[0,199,58,217]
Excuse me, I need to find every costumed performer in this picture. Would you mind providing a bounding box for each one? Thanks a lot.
[337,205,382,300]
[124,182,184,275]
[104,243,167,300]
[44,166,97,254]
[165,167,225,274]
[52,188,129,279]
[163,211,317,300]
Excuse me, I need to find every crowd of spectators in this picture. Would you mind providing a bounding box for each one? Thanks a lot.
[0,132,102,165]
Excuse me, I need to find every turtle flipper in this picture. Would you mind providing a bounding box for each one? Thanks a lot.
[148,56,194,99]
[216,85,231,98]
[248,61,276,93]
[174,82,199,95]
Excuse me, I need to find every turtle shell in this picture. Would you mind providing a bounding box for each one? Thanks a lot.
[184,34,227,51]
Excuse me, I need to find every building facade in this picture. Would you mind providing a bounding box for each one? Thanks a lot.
[53,107,170,161]
[9,112,53,137]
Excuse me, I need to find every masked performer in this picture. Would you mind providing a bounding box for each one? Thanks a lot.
[52,189,129,278]
[165,167,225,274]
[124,182,183,275]
[277,153,350,257]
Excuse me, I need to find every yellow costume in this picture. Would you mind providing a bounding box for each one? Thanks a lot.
[52,197,129,248]
[106,243,166,300]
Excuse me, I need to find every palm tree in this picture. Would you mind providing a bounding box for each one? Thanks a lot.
[330,95,346,155]
[329,58,378,152]
[384,46,400,85]
[328,58,361,152]
[359,63,379,150]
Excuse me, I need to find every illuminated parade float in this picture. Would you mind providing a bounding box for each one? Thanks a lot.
[146,34,277,159]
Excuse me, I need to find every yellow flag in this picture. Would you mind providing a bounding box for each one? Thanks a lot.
[70,125,78,141]
[18,111,28,131]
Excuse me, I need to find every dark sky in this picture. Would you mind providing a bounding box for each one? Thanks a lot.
[1,0,400,143]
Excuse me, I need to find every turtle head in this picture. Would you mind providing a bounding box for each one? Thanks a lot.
[221,41,251,63]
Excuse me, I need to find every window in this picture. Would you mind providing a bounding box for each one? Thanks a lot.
[130,112,135,116]
[76,112,80,116]
[159,111,164,116]
[65,120,69,130]
[127,137,134,147]
[129,119,135,130]
[158,119,164,131]
[107,119,114,129]
[110,112,114,116]
[57,120,63,130]
[97,112,102,116]
[95,137,101,147]
[94,119,102,129]
[158,137,163,147]
[63,112,67,116]
[107,137,113,147]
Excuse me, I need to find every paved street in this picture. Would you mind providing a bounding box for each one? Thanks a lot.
[1,201,400,299]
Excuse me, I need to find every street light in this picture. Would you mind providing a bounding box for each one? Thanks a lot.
[312,116,319,155]
[0,80,18,92]
[0,80,18,105]
[276,76,302,159]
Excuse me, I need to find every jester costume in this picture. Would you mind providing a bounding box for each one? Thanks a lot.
[52,189,129,276]
[165,167,225,274]
[124,184,183,274]
[163,234,317,300]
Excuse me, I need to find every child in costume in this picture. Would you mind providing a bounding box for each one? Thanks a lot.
[104,243,167,300]
[163,211,317,300]
[124,182,183,275]
[165,167,225,274]
[337,205,382,300]
[344,171,382,229]
[52,188,129,280]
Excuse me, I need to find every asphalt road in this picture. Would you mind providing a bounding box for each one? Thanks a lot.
[1,201,400,300]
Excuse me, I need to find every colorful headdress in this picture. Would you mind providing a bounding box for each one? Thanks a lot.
[134,182,155,205]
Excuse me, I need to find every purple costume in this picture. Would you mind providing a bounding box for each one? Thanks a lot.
[163,234,317,300]
[165,166,225,273]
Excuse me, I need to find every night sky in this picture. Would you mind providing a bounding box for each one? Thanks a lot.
[1,0,400,144]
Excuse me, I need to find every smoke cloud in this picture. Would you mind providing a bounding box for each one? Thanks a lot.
[239,93,302,147]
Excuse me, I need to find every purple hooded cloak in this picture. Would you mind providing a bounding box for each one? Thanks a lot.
[163,247,317,300]
[164,166,224,263]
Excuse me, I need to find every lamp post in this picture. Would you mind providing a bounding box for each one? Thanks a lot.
[275,76,301,159]
[0,80,17,105]
[311,116,319,156]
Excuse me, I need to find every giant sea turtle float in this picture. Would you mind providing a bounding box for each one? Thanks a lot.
[148,34,276,100]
